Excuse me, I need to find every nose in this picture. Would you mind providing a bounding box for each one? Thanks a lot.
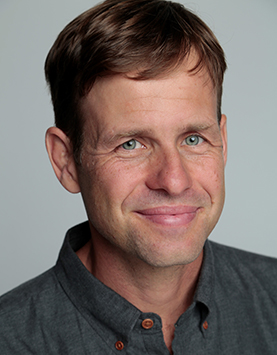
[146,148,193,196]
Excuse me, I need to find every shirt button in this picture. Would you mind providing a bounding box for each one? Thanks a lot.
[142,318,154,329]
[203,321,208,330]
[115,341,124,350]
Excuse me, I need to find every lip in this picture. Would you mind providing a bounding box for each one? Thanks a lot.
[135,206,199,227]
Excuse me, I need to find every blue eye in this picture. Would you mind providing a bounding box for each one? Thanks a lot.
[122,139,141,150]
[184,135,203,146]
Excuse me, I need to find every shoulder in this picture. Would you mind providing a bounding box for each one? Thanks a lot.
[209,240,277,298]
[0,267,60,313]
[0,268,69,353]
[210,240,277,271]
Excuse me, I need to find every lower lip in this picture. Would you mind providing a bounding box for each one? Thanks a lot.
[136,211,198,227]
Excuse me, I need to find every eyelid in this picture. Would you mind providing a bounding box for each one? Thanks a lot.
[181,134,205,146]
[118,138,145,151]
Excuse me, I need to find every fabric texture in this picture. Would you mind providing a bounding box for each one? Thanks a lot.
[1,221,277,354]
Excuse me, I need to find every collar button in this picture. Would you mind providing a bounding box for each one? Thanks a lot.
[142,318,154,329]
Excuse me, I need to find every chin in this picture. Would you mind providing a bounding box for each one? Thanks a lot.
[133,237,206,269]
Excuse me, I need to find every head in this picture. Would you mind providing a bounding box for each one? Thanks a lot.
[45,0,227,269]
[45,0,226,163]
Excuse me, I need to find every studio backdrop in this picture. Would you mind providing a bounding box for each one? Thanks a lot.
[1,0,276,295]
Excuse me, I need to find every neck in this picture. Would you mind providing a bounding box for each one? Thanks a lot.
[77,232,203,353]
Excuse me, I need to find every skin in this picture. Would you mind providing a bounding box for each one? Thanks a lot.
[46,61,227,353]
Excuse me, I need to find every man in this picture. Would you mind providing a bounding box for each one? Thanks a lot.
[1,0,276,354]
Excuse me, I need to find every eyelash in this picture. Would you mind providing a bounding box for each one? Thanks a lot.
[117,134,206,152]
[183,134,205,146]
[121,139,143,150]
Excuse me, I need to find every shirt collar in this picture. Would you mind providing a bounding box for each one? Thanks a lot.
[54,221,214,338]
[55,222,141,339]
[194,237,215,308]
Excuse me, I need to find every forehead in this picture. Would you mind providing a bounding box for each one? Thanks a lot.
[80,64,217,141]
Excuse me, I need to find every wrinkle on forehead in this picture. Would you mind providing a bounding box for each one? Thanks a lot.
[80,62,218,151]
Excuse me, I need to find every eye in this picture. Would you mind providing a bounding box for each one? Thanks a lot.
[121,139,143,150]
[183,135,204,146]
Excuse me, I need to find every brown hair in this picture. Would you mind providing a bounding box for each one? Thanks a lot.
[45,0,227,161]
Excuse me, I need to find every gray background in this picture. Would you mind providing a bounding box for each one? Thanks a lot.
[1,0,276,295]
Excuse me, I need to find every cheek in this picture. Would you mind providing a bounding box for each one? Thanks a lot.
[90,160,146,206]
[190,155,225,193]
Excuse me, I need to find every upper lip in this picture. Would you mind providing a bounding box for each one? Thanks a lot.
[136,206,199,215]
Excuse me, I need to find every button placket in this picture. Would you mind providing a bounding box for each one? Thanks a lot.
[115,340,124,351]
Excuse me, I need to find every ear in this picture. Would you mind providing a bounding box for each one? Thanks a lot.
[220,114,227,166]
[45,127,80,193]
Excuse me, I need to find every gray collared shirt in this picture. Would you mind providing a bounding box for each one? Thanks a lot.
[1,221,277,354]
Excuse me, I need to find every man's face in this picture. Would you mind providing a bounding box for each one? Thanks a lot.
[77,64,227,268]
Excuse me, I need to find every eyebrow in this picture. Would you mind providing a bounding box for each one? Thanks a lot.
[100,129,155,146]
[183,122,217,131]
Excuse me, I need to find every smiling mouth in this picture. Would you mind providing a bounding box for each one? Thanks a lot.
[135,206,199,227]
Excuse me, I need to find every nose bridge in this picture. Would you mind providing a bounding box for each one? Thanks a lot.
[147,145,192,195]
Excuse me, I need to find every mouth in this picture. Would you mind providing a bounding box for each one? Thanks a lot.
[135,206,199,227]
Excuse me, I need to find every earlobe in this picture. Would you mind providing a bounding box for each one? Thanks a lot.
[220,114,227,166]
[45,127,81,193]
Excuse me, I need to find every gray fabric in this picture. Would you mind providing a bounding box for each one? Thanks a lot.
[1,221,277,354]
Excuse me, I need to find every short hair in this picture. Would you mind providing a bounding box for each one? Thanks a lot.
[45,0,227,161]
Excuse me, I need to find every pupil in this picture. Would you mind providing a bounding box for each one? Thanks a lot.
[189,136,198,145]
[123,139,136,150]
